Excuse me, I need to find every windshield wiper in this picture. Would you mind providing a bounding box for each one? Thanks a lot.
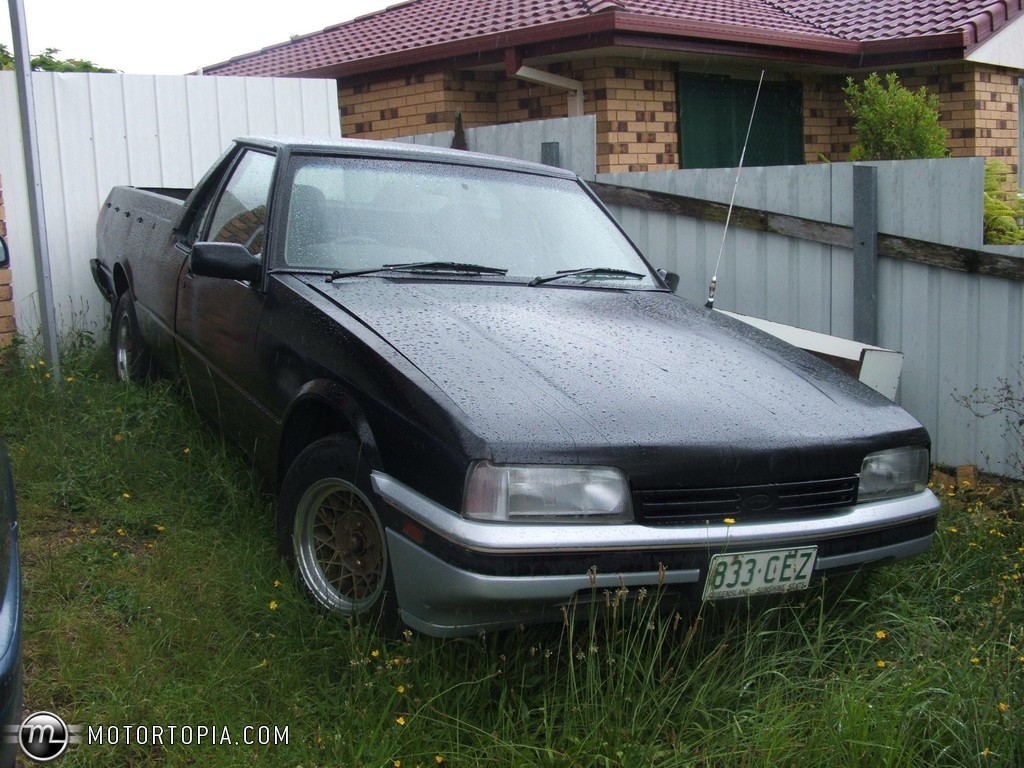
[326,261,507,283]
[528,267,646,287]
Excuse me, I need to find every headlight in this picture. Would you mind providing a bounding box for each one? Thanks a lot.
[858,446,929,502]
[463,462,633,523]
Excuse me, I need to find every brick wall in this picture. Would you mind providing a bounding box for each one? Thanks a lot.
[939,64,1019,183]
[0,176,14,348]
[585,58,678,174]
[802,76,838,163]
[805,63,1020,187]
[338,59,1018,184]
[338,71,500,139]
[338,57,679,173]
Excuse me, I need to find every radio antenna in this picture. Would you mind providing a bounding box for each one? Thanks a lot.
[705,69,765,309]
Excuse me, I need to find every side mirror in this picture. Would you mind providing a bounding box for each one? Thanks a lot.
[191,242,262,283]
[0,235,9,270]
[657,268,679,293]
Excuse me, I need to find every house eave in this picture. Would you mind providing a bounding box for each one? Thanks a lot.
[206,10,982,81]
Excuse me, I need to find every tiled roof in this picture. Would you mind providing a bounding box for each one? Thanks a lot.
[203,0,1023,77]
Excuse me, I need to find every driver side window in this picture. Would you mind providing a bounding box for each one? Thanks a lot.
[205,150,275,259]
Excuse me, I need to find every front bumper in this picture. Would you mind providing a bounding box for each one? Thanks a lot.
[371,472,940,637]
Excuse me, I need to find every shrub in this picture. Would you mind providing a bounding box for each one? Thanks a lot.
[843,72,948,161]
[954,363,1024,476]
[984,160,1024,245]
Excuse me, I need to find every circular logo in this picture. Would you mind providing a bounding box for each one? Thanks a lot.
[741,493,773,512]
[19,711,70,762]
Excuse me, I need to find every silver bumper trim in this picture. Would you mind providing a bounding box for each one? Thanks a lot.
[371,470,940,555]
[386,531,700,637]
[385,528,935,637]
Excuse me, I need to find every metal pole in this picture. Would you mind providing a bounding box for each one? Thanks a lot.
[8,0,61,379]
[852,165,878,346]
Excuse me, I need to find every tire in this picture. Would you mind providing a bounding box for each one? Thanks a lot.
[277,434,399,629]
[111,291,153,383]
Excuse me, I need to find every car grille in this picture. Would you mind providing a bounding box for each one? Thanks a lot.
[634,476,859,524]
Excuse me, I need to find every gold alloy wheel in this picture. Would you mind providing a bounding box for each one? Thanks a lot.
[293,477,387,614]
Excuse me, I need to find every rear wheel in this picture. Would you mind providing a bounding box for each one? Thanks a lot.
[277,435,399,628]
[111,291,153,382]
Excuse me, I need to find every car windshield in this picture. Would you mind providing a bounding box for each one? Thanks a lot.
[280,155,657,288]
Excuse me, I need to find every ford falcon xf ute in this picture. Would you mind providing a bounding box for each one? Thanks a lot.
[91,137,940,637]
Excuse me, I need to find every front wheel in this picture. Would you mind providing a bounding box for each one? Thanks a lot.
[111,291,153,383]
[277,435,398,627]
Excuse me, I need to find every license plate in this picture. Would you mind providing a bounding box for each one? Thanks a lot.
[702,546,817,600]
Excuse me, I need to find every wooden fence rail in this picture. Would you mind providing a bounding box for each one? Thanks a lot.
[590,181,1024,281]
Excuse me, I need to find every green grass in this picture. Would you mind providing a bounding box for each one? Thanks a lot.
[1,338,1021,767]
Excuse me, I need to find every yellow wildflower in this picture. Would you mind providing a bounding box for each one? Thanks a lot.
[269,600,278,610]
[876,660,887,668]
[395,717,406,726]
[875,630,887,640]
[998,702,1009,713]
[723,517,736,525]
[397,684,406,694]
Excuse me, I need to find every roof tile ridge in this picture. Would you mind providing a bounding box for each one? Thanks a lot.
[759,0,849,39]
[961,0,1024,46]
[328,0,425,28]
[582,0,626,13]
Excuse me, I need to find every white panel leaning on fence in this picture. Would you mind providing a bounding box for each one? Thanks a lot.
[0,71,341,339]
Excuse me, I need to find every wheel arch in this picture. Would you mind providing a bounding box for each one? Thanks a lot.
[277,379,382,488]
[112,262,131,300]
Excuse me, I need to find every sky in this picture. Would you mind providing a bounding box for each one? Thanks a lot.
[1,0,394,75]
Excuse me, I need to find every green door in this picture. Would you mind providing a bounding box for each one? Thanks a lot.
[679,74,803,169]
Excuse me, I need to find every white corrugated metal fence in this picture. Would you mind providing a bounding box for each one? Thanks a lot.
[0,71,340,338]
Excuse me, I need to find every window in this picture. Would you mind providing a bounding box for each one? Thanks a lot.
[678,74,804,169]
[281,156,656,286]
[205,150,276,258]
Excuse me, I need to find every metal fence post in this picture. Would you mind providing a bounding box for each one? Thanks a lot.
[853,165,878,346]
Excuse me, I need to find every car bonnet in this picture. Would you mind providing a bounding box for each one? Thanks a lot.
[317,278,928,486]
